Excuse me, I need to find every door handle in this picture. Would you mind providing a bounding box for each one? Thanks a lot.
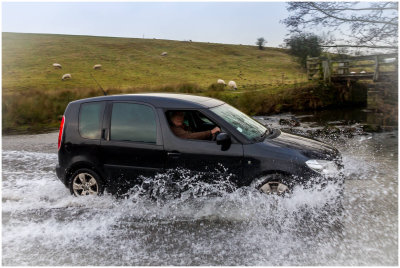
[167,152,181,158]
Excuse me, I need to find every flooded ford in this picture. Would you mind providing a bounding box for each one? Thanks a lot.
[2,109,397,265]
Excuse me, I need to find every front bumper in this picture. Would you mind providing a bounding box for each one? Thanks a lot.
[301,170,345,192]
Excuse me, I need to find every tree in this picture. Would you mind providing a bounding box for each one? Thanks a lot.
[285,33,323,68]
[282,2,398,51]
[256,37,267,50]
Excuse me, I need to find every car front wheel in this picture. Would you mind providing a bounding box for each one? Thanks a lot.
[69,168,104,196]
[251,173,293,196]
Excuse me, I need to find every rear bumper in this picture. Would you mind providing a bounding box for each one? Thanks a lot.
[55,164,68,187]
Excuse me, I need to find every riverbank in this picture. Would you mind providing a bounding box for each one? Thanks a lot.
[3,103,396,139]
[3,81,371,135]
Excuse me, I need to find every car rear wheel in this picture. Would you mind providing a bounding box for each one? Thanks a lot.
[251,173,292,196]
[69,168,104,196]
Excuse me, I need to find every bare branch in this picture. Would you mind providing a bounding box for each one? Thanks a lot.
[282,2,398,49]
[309,2,397,25]
[322,45,398,49]
[309,7,398,12]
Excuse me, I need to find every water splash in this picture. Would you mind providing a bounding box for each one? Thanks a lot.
[2,121,397,265]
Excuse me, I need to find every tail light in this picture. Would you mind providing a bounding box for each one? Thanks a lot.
[58,115,65,151]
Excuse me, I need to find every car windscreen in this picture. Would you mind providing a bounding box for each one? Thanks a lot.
[210,104,269,142]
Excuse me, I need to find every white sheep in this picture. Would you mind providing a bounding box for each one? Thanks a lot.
[53,63,62,69]
[228,80,237,90]
[93,64,102,70]
[360,70,366,74]
[161,52,168,56]
[350,71,356,74]
[217,79,226,85]
[62,74,71,80]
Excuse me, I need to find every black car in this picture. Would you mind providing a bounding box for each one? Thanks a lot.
[56,93,343,196]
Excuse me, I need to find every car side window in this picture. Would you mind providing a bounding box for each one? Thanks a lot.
[110,102,157,143]
[196,111,213,125]
[79,102,105,139]
[166,110,219,141]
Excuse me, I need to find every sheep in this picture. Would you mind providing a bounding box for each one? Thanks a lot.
[93,64,102,70]
[53,63,62,69]
[62,74,71,80]
[228,80,237,90]
[217,79,226,85]
[350,71,356,74]
[161,52,168,56]
[360,70,366,74]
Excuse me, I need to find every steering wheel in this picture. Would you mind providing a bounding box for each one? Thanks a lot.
[211,131,220,141]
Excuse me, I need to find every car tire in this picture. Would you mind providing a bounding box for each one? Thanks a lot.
[69,168,104,196]
[251,173,293,196]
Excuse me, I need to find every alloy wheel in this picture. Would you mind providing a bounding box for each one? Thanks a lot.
[72,173,99,196]
[260,181,289,195]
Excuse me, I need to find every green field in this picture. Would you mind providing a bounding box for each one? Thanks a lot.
[3,32,314,133]
[3,32,307,92]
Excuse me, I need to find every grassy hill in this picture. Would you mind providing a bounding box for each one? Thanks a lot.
[3,32,314,133]
[3,32,306,92]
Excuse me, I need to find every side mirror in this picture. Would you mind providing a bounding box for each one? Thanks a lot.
[216,132,231,151]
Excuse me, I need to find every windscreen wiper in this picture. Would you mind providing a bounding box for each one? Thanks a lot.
[258,128,270,142]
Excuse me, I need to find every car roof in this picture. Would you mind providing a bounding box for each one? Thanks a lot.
[71,93,225,109]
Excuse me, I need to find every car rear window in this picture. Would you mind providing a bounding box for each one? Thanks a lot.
[79,102,105,139]
[110,102,157,143]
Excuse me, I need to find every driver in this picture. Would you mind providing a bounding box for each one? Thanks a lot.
[170,111,220,140]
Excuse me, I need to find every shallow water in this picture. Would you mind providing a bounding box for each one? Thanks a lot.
[2,110,398,265]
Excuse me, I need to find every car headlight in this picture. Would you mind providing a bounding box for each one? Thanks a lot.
[306,159,340,176]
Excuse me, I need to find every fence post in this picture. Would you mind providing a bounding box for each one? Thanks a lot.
[338,62,344,75]
[328,55,332,82]
[344,60,349,74]
[373,55,380,82]
[322,58,331,83]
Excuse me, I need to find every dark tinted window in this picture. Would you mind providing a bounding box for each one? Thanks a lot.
[111,103,157,143]
[79,102,104,139]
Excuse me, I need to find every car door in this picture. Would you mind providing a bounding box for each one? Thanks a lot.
[100,101,165,193]
[159,108,243,184]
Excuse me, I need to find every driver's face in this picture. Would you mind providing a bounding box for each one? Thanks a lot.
[171,112,185,127]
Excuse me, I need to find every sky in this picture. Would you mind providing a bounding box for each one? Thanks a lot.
[2,1,290,47]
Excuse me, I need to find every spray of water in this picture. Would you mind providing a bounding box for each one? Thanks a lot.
[2,118,397,265]
[3,149,348,265]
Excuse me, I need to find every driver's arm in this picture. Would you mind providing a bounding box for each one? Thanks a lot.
[171,126,220,140]
[172,126,211,140]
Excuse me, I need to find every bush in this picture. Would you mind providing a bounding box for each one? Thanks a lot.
[2,88,105,134]
[151,83,202,93]
[208,83,226,91]
[284,33,323,68]
[176,83,202,93]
